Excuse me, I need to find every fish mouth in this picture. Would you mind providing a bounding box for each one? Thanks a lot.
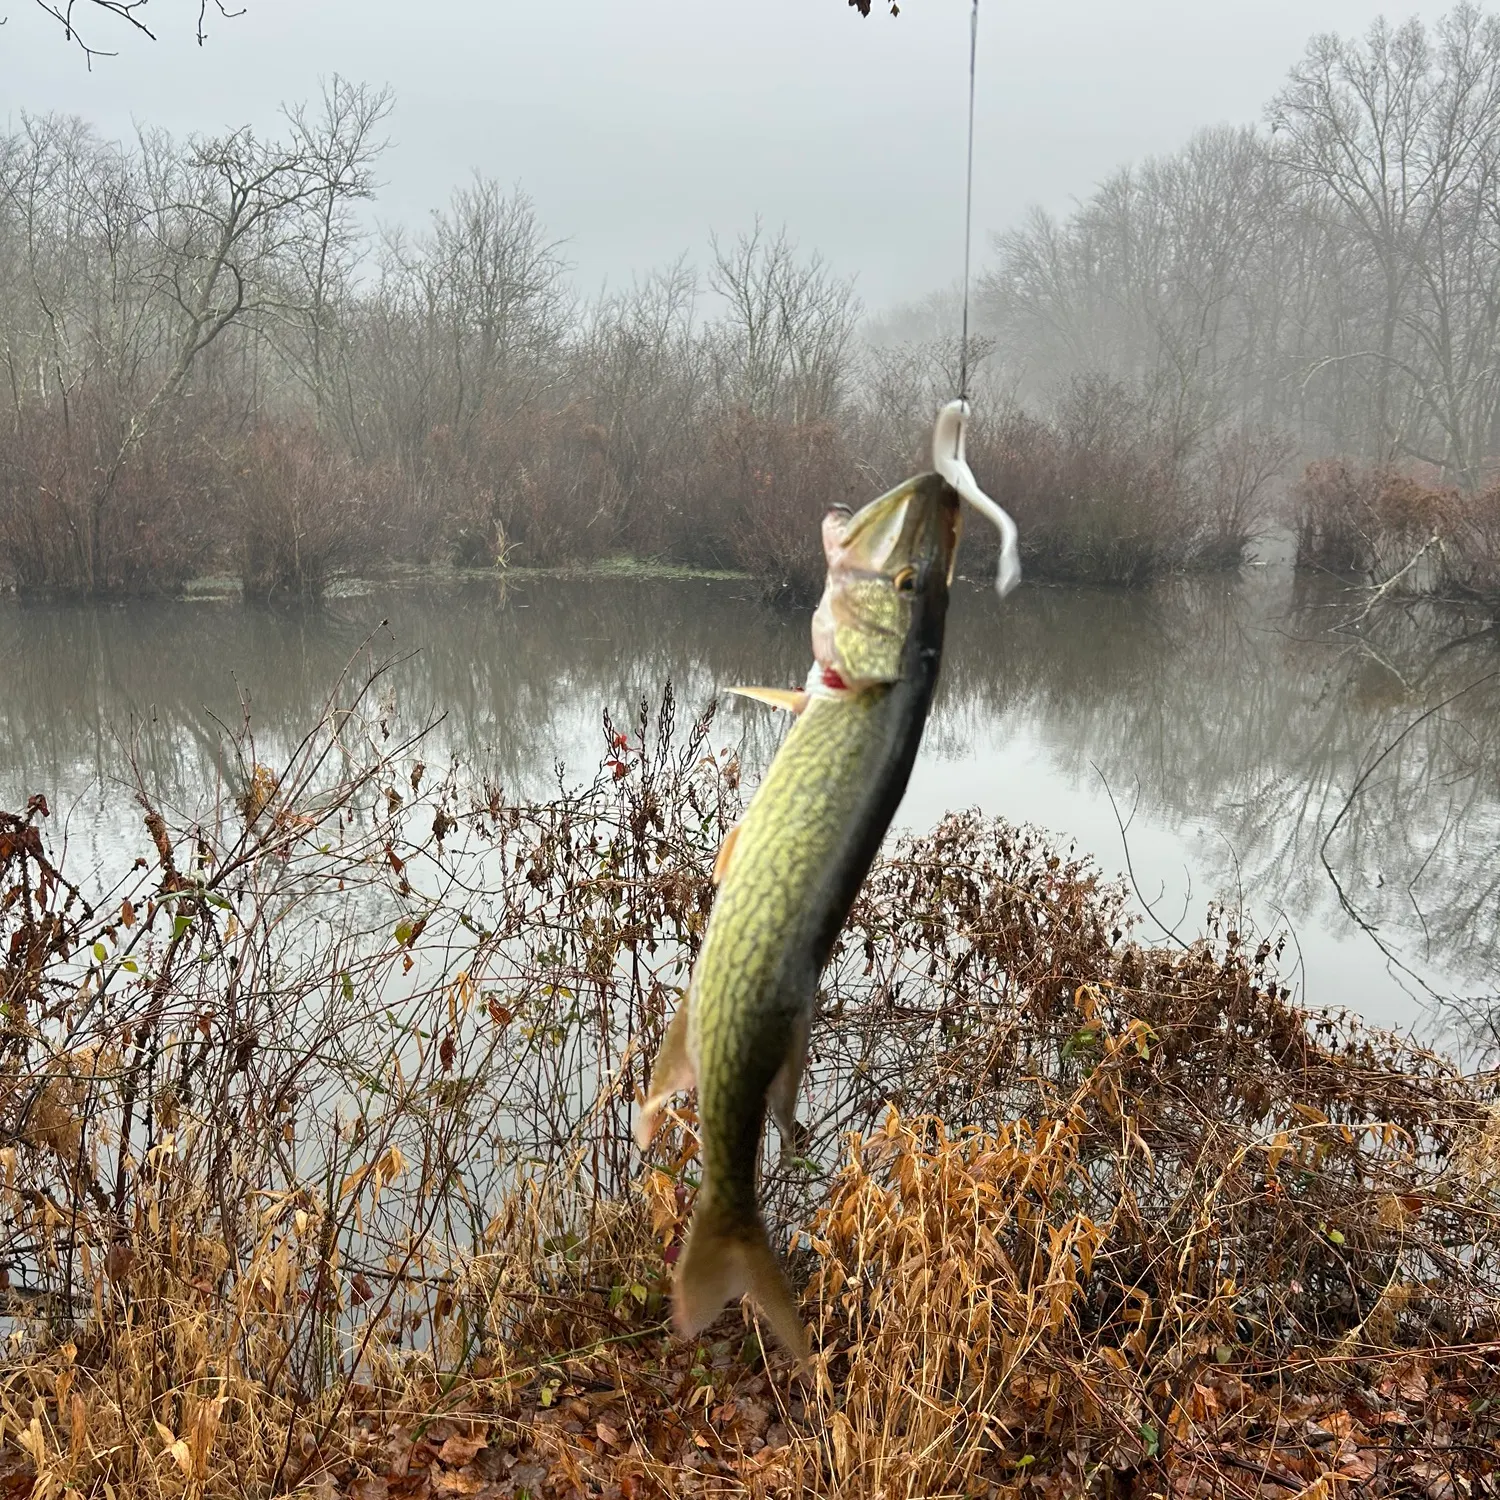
[810,475,961,689]
[823,473,961,587]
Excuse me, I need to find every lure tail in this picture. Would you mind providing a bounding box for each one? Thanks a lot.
[674,1192,810,1363]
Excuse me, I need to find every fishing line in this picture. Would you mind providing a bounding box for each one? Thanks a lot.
[934,0,1021,601]
[957,0,980,411]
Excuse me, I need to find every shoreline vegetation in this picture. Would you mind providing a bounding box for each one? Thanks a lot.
[3,679,1498,1497]
[11,4,1500,615]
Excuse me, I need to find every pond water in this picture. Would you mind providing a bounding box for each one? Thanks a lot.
[2,566,1497,1046]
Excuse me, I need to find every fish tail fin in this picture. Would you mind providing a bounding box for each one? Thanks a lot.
[674,1195,810,1363]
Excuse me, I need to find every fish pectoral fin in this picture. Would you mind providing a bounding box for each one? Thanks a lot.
[712,820,742,886]
[634,997,696,1151]
[727,685,809,715]
[768,1008,812,1160]
[674,1198,810,1363]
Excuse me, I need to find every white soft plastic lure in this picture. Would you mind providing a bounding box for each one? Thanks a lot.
[932,399,1021,598]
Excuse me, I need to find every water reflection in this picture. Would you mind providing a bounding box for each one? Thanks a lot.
[2,569,1496,1038]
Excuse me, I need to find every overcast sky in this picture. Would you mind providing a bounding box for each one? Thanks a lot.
[0,0,1464,311]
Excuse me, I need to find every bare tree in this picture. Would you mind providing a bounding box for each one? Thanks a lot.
[707,220,860,425]
[0,86,389,592]
[979,7,1500,488]
[1270,7,1500,468]
[32,0,247,66]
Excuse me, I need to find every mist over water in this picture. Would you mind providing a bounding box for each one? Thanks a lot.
[3,568,1495,1043]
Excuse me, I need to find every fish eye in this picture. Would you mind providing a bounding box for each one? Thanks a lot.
[827,504,854,518]
[893,566,917,594]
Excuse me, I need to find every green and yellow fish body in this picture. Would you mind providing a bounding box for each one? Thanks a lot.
[634,471,965,1361]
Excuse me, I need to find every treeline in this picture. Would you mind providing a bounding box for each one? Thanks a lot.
[986,4,1500,482]
[9,8,1500,601]
[0,78,1284,599]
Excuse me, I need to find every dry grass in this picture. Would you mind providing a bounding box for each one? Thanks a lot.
[3,676,1498,1498]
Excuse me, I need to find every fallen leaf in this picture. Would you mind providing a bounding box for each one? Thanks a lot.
[432,1469,482,1496]
[437,1432,488,1467]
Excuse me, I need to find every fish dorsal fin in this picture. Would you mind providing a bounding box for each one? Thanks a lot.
[712,820,742,886]
[727,685,809,714]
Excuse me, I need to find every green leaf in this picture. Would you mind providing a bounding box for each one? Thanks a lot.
[1139,1422,1160,1458]
[121,958,139,974]
[92,942,108,963]
[204,891,233,911]
[393,921,413,946]
[1061,1025,1101,1061]
[1325,1226,1346,1245]
[172,915,192,940]
[341,971,355,1003]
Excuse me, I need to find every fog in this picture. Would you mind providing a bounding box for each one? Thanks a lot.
[0,0,1473,306]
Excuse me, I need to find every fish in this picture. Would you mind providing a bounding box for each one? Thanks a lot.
[633,467,969,1363]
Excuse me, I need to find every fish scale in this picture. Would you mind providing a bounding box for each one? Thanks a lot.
[693,686,896,1219]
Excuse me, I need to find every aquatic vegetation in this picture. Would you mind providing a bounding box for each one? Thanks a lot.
[2,676,1498,1496]
[1294,458,1500,618]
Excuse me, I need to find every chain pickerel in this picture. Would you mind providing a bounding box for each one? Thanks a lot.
[634,405,1017,1361]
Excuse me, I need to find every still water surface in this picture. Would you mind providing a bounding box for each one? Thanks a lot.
[2,569,1497,1042]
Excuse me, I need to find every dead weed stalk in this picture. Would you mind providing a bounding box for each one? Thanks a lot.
[2,677,1498,1498]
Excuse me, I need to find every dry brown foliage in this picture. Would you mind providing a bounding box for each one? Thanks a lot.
[233,428,401,602]
[1292,457,1500,615]
[0,396,223,596]
[966,381,1286,586]
[2,678,1498,1498]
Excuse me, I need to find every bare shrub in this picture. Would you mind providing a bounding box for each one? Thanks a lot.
[968,379,1217,585]
[1193,422,1295,564]
[1435,482,1500,617]
[233,425,398,600]
[414,405,623,569]
[1292,459,1463,581]
[696,410,863,597]
[3,679,1497,1496]
[0,396,221,595]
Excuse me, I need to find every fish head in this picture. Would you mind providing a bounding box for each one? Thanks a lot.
[810,473,960,688]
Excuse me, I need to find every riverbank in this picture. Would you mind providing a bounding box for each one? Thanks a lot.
[3,686,1497,1497]
[0,380,1283,603]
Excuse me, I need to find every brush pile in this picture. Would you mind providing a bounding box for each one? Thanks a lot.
[2,675,1498,1498]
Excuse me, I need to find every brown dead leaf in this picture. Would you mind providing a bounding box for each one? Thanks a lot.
[436,1431,488,1467]
[509,1461,545,1491]
[1406,1459,1461,1500]
[1313,1409,1353,1440]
